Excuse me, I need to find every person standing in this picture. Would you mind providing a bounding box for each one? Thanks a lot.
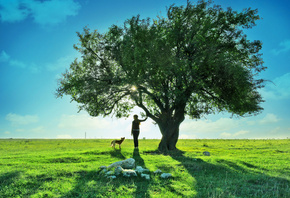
[131,114,147,149]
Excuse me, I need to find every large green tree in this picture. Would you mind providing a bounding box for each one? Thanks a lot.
[56,1,266,152]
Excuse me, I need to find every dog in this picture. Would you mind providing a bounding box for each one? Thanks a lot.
[110,137,125,149]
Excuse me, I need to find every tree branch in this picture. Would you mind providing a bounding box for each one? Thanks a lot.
[135,100,159,123]
[201,88,225,109]
[138,85,165,113]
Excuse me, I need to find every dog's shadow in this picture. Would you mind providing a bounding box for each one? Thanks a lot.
[109,149,126,160]
[82,149,126,160]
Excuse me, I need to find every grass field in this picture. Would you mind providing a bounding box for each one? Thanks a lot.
[0,138,289,198]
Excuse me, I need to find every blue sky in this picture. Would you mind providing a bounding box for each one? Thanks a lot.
[0,0,290,140]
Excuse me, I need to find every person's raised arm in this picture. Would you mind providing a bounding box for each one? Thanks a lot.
[140,116,148,122]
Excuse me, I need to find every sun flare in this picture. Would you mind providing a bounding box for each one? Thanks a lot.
[131,86,137,91]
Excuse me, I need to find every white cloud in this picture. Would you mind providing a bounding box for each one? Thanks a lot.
[28,0,80,25]
[1,50,76,73]
[45,55,75,71]
[243,113,279,126]
[233,130,249,136]
[56,112,160,139]
[180,117,240,134]
[57,134,72,139]
[6,113,39,125]
[220,130,249,138]
[57,113,125,139]
[0,0,81,25]
[180,112,279,138]
[257,127,290,139]
[31,126,46,133]
[0,50,40,72]
[179,134,197,139]
[9,59,27,68]
[4,126,45,134]
[272,40,290,55]
[220,132,232,138]
[0,50,10,62]
[261,72,290,100]
[58,114,112,131]
[270,127,281,134]
[0,0,29,22]
[258,113,279,124]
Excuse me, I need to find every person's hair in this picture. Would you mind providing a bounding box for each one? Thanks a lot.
[133,115,138,119]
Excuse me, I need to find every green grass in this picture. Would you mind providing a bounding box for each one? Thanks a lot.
[0,139,289,197]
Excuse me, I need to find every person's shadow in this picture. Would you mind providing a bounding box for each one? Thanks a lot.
[133,149,145,167]
[132,149,150,198]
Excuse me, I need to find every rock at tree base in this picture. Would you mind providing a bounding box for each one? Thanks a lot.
[141,173,150,180]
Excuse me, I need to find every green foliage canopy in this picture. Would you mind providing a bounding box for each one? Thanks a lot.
[56,1,266,124]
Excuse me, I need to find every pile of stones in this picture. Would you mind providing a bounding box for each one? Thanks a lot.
[99,158,172,180]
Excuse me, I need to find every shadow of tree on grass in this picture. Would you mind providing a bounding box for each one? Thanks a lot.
[0,171,52,197]
[168,149,290,198]
[0,171,21,197]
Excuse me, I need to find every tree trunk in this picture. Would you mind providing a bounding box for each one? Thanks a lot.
[157,121,181,152]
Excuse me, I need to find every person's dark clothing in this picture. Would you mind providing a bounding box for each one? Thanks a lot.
[132,120,141,130]
[132,130,139,148]
[131,117,147,148]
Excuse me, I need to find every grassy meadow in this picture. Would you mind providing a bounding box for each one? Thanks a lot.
[0,138,289,198]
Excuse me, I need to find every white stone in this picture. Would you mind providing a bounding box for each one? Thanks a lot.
[114,166,123,176]
[107,158,135,170]
[203,151,210,156]
[101,169,108,174]
[105,171,114,176]
[107,175,116,179]
[160,173,172,179]
[141,173,150,180]
[121,158,135,169]
[123,169,137,177]
[107,161,123,169]
[136,166,150,174]
[154,169,162,174]
[135,166,142,171]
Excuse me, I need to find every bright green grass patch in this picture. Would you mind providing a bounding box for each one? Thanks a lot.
[0,139,289,197]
